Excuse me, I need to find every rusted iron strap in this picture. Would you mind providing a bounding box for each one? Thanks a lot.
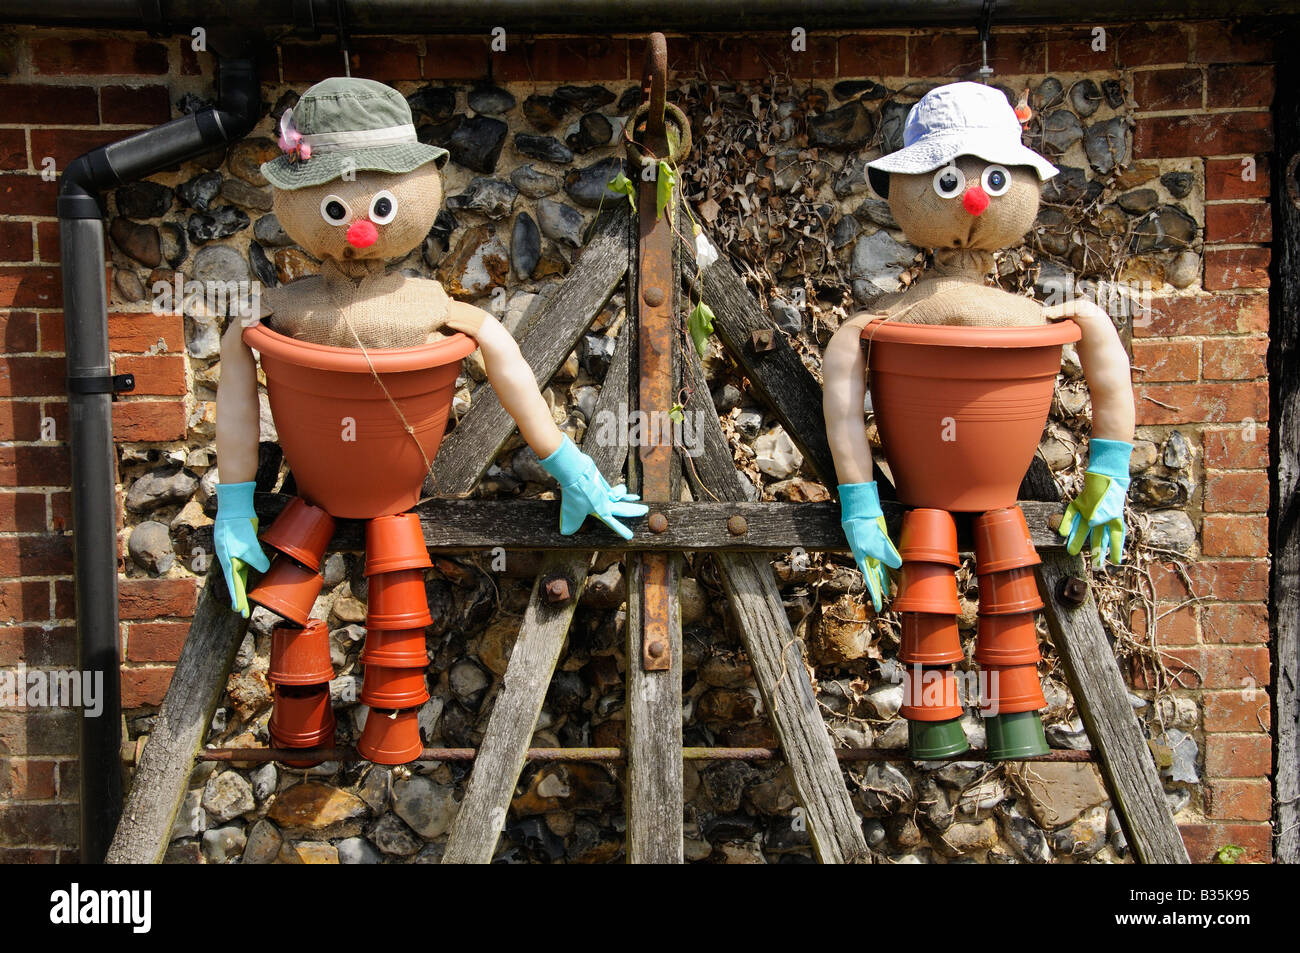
[193,746,1095,764]
[636,32,676,673]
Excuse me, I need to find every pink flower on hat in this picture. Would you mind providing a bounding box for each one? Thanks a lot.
[278,108,312,163]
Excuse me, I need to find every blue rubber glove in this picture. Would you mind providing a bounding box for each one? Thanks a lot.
[538,436,649,541]
[838,481,902,612]
[213,481,270,617]
[1060,438,1132,567]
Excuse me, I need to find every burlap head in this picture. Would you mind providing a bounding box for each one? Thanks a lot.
[880,156,1039,252]
[273,165,442,267]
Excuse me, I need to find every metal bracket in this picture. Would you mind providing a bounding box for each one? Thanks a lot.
[978,0,997,83]
[68,373,135,400]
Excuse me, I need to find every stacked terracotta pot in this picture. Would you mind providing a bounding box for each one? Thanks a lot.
[894,509,970,759]
[973,505,1050,760]
[249,498,337,766]
[355,513,432,765]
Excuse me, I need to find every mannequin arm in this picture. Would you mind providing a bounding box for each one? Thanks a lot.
[215,320,260,484]
[823,312,878,485]
[1044,300,1136,442]
[452,302,564,459]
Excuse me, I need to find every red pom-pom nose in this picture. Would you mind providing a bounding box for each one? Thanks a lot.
[347,219,379,248]
[962,185,990,217]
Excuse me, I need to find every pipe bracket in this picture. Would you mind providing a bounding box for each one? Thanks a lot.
[67,373,136,400]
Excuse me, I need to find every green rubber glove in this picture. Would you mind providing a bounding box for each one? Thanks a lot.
[1060,438,1132,567]
[213,481,270,617]
[538,436,649,541]
[838,481,902,612]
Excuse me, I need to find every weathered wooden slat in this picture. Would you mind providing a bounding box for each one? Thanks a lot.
[678,210,838,487]
[1035,551,1189,864]
[442,329,631,865]
[623,145,684,863]
[682,343,868,863]
[106,570,251,864]
[244,496,1071,554]
[432,207,631,497]
[1272,23,1299,867]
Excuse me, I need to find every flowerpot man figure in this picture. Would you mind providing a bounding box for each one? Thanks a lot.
[821,82,1136,760]
[212,78,647,763]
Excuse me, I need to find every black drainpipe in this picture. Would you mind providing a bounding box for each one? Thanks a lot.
[59,54,260,863]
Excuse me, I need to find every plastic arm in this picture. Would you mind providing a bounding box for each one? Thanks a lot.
[216,320,261,485]
[1044,300,1135,444]
[822,313,879,485]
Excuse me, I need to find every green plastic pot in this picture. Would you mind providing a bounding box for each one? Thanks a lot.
[908,716,969,759]
[985,710,1050,760]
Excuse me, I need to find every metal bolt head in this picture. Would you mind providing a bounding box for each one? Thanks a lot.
[648,640,665,658]
[1059,577,1088,607]
[727,515,748,536]
[643,286,665,307]
[750,328,776,352]
[648,512,668,533]
[543,576,572,604]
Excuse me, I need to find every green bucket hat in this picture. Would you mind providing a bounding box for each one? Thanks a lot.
[261,77,449,190]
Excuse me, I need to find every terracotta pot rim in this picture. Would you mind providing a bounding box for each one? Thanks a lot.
[244,322,478,373]
[861,318,1081,349]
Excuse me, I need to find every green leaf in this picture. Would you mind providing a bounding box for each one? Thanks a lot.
[606,171,636,212]
[668,403,685,423]
[1215,844,1245,864]
[656,160,676,223]
[688,301,715,357]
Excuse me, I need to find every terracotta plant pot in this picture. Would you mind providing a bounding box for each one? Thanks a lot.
[980,662,1048,715]
[365,568,433,630]
[900,612,964,665]
[900,665,965,721]
[862,319,1081,511]
[898,508,959,566]
[359,627,429,668]
[357,706,424,765]
[244,323,476,519]
[893,561,961,614]
[364,512,434,576]
[974,505,1040,573]
[977,566,1044,615]
[248,556,324,626]
[361,664,430,708]
[974,612,1042,666]
[269,683,336,750]
[269,619,335,685]
[260,496,336,572]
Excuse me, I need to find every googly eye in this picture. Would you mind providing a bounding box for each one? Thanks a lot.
[369,190,398,225]
[982,165,1011,196]
[320,195,351,225]
[932,164,966,199]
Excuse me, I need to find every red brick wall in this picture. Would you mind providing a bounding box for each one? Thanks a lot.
[0,19,1279,862]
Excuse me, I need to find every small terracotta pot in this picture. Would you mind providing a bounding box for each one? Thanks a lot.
[269,619,334,685]
[359,627,429,668]
[248,556,325,626]
[974,612,1042,666]
[862,319,1080,511]
[364,513,434,576]
[260,497,336,572]
[898,508,959,566]
[900,665,965,721]
[244,323,476,520]
[977,566,1044,615]
[900,612,964,665]
[269,683,336,746]
[892,561,960,614]
[365,568,433,630]
[357,706,424,765]
[361,664,430,708]
[974,505,1040,574]
[979,662,1047,715]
